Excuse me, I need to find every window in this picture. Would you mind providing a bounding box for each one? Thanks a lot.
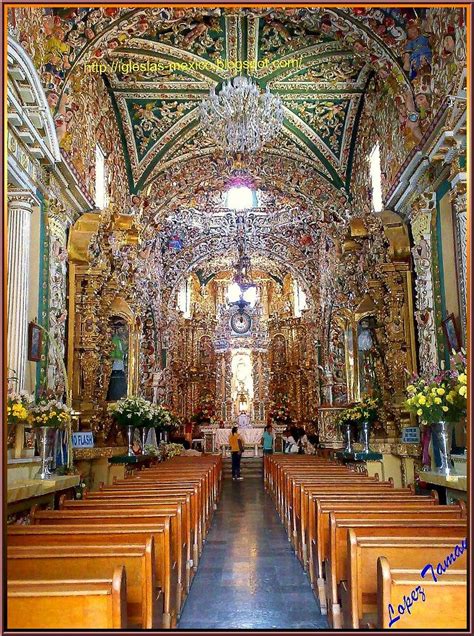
[177,276,192,318]
[225,186,255,210]
[227,282,257,307]
[369,142,383,213]
[293,279,307,317]
[95,144,108,209]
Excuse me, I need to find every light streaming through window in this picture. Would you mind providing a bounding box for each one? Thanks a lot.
[225,186,255,210]
[293,280,307,317]
[369,142,383,212]
[227,282,257,307]
[95,144,107,209]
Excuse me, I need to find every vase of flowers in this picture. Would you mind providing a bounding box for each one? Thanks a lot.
[108,396,154,456]
[405,352,467,475]
[7,390,34,458]
[350,396,379,454]
[29,399,71,480]
[336,409,355,453]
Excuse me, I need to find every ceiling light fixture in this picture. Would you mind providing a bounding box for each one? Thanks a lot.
[200,76,284,154]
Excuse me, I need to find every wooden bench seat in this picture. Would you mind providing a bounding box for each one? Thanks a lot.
[8,539,160,629]
[327,517,467,628]
[7,567,127,629]
[9,521,177,627]
[377,557,467,629]
[32,507,185,621]
[61,493,194,579]
[344,533,468,628]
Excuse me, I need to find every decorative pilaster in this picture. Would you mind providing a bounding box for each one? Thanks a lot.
[7,191,37,390]
[450,178,467,339]
[410,194,438,375]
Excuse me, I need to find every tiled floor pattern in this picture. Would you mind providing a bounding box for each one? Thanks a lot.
[178,475,329,630]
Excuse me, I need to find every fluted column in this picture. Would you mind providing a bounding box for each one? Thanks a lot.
[7,191,37,390]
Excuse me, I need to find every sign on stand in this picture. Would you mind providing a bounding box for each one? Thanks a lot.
[72,431,94,448]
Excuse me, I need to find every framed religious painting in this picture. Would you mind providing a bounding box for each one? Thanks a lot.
[27,322,43,361]
[442,313,461,353]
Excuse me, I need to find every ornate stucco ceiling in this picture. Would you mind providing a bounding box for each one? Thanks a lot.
[16,6,419,198]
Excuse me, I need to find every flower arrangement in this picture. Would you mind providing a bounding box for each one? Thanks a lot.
[107,396,154,427]
[152,403,172,430]
[405,351,467,425]
[350,396,380,424]
[335,408,356,428]
[192,394,216,425]
[29,399,72,428]
[7,391,34,426]
[268,394,292,426]
[157,441,183,461]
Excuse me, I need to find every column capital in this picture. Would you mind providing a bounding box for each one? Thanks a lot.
[7,190,39,211]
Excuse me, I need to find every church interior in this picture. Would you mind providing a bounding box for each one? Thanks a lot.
[5,5,469,631]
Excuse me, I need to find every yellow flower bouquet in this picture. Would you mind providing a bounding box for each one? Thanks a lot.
[29,399,72,428]
[405,352,467,425]
[7,391,34,427]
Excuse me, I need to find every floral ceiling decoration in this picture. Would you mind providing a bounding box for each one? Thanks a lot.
[10,6,464,202]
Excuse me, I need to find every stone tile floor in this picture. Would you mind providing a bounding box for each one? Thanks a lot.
[178,475,328,630]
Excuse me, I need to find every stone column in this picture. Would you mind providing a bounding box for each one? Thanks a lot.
[451,179,467,339]
[410,194,438,375]
[7,191,37,390]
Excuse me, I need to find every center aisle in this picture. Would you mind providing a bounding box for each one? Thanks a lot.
[178,465,329,630]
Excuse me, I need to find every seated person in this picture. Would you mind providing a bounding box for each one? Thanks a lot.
[283,429,298,454]
[181,439,202,456]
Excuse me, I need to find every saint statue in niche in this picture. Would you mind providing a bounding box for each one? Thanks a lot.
[106,319,128,401]
[357,317,378,397]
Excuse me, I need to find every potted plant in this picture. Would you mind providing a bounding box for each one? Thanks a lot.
[29,399,72,479]
[108,396,154,455]
[405,352,467,474]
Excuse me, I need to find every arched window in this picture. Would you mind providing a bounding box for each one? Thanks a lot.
[95,144,108,209]
[369,142,383,212]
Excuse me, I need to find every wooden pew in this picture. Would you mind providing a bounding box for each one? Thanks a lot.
[8,538,160,629]
[32,507,183,622]
[59,496,191,590]
[308,494,442,612]
[377,557,467,629]
[344,533,468,628]
[8,522,177,628]
[7,566,127,629]
[326,517,467,628]
[312,499,463,597]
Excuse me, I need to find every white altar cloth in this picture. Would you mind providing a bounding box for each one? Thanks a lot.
[214,428,263,448]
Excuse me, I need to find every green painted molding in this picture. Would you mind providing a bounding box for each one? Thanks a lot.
[434,180,451,367]
[35,192,50,395]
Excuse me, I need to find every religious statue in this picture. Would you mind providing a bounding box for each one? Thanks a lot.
[106,323,128,401]
[237,410,251,428]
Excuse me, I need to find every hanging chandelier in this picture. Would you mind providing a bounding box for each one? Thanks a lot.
[199,76,284,154]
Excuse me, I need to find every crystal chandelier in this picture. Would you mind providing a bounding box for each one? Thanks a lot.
[200,76,284,154]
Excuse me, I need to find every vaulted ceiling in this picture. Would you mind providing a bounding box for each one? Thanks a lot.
[23,6,419,198]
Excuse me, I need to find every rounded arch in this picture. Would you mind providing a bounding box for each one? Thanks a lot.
[163,241,318,314]
[8,36,61,163]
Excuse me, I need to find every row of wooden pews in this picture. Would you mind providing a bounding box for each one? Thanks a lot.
[264,454,467,630]
[7,454,222,630]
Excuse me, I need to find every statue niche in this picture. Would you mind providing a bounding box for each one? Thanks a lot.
[357,315,379,397]
[106,316,129,401]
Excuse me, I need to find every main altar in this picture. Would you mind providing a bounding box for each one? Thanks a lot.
[201,425,285,455]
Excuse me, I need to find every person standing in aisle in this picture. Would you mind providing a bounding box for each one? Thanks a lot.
[262,424,274,455]
[229,426,244,480]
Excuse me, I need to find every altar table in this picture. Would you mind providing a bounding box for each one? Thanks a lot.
[201,428,264,456]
